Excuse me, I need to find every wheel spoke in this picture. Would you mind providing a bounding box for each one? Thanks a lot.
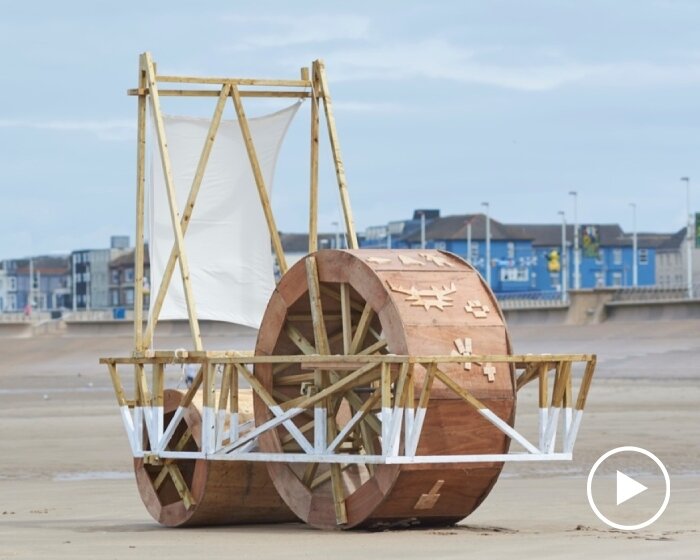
[340,283,352,354]
[350,302,374,354]
[305,256,330,354]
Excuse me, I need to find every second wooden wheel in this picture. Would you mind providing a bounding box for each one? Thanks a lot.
[254,249,516,529]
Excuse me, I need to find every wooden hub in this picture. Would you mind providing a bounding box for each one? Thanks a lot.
[254,249,516,529]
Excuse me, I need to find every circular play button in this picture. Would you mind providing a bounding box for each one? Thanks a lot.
[587,446,670,531]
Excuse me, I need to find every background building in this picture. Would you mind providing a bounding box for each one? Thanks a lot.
[0,256,71,312]
[71,236,130,310]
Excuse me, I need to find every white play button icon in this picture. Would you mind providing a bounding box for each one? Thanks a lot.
[587,446,670,530]
[616,470,647,505]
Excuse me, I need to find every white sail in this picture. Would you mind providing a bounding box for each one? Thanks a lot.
[148,103,300,328]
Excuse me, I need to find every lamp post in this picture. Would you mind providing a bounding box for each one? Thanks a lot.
[569,191,580,290]
[481,202,491,286]
[418,212,426,249]
[558,211,568,302]
[681,177,693,298]
[331,221,340,249]
[466,220,472,263]
[630,202,638,287]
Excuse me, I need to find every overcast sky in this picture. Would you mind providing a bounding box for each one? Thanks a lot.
[1,0,699,259]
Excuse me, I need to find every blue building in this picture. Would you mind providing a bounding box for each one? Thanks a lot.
[509,224,659,294]
[359,212,667,297]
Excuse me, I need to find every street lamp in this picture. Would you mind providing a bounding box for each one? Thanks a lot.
[558,211,568,301]
[465,219,473,263]
[569,191,580,289]
[418,211,426,249]
[331,221,340,249]
[481,202,491,286]
[630,202,638,287]
[681,177,693,298]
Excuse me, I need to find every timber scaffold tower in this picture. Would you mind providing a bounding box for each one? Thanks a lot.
[101,52,597,529]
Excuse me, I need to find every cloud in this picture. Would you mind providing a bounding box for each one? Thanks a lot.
[319,39,598,91]
[333,101,408,113]
[305,39,700,91]
[0,118,134,140]
[221,14,371,50]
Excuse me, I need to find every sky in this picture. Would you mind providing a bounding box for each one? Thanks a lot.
[0,0,699,259]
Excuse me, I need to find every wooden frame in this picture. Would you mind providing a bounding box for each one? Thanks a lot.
[129,52,358,352]
[102,352,596,466]
[103,55,600,523]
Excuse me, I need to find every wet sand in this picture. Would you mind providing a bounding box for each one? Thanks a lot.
[0,320,698,559]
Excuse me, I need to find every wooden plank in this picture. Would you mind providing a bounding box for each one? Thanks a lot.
[575,356,597,411]
[308,60,320,252]
[285,323,316,355]
[135,363,150,406]
[156,75,311,87]
[357,338,388,356]
[340,283,352,354]
[128,88,310,98]
[167,464,196,509]
[153,363,164,407]
[381,363,392,411]
[229,364,238,414]
[142,52,203,351]
[234,363,278,409]
[179,366,203,409]
[107,363,127,406]
[153,465,169,490]
[134,54,147,352]
[305,256,329,354]
[275,372,316,385]
[416,363,438,411]
[101,353,594,366]
[538,362,549,409]
[515,363,540,390]
[218,364,232,411]
[174,428,193,452]
[563,363,573,409]
[310,463,352,490]
[350,302,374,354]
[143,82,232,350]
[433,368,486,411]
[550,361,570,408]
[229,84,288,275]
[316,60,358,249]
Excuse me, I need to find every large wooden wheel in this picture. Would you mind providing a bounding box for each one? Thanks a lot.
[134,389,296,527]
[254,249,516,529]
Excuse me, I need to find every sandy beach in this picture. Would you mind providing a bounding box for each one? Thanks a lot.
[0,320,698,559]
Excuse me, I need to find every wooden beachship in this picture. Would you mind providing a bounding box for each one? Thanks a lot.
[101,53,597,529]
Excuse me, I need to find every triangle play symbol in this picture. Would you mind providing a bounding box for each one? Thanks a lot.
[616,470,648,505]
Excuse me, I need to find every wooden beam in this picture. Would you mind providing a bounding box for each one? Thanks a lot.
[128,88,310,98]
[156,75,312,87]
[315,60,358,249]
[340,283,352,354]
[134,54,147,352]
[229,85,288,275]
[575,356,597,411]
[305,256,329,355]
[308,60,320,252]
[167,463,196,509]
[143,82,232,350]
[153,363,164,407]
[107,363,127,406]
[142,52,203,351]
[538,362,549,409]
[350,302,374,354]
